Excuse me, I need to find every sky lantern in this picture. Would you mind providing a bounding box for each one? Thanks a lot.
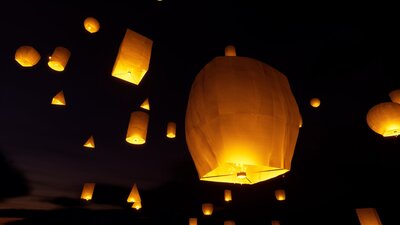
[83,17,100,33]
[185,46,302,184]
[166,122,176,138]
[389,89,400,104]
[126,111,149,145]
[356,208,382,225]
[112,28,153,85]
[224,189,232,202]
[83,136,95,149]
[275,189,286,201]
[140,98,150,110]
[271,220,280,225]
[189,218,197,225]
[202,203,213,216]
[51,90,66,106]
[80,183,95,201]
[48,46,71,72]
[132,201,142,210]
[15,45,41,67]
[127,184,141,203]
[366,102,400,137]
[224,221,235,225]
[310,98,321,108]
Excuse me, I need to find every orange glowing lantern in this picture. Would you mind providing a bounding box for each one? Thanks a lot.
[140,98,150,110]
[356,208,382,225]
[15,45,41,67]
[224,189,232,202]
[48,46,71,72]
[127,184,141,203]
[166,122,176,138]
[189,218,197,225]
[224,221,235,225]
[185,46,302,184]
[126,111,149,145]
[224,45,236,56]
[389,89,400,104]
[112,29,153,85]
[83,136,95,149]
[84,17,100,33]
[51,91,66,106]
[366,102,400,137]
[271,220,280,225]
[310,98,320,108]
[132,201,142,210]
[202,203,213,216]
[81,183,95,201]
[275,189,286,201]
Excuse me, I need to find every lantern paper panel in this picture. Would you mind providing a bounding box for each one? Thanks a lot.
[275,189,286,201]
[271,220,280,225]
[132,201,142,210]
[185,55,302,184]
[202,203,213,216]
[126,111,149,145]
[15,46,41,67]
[224,221,235,225]
[84,17,100,33]
[51,91,66,106]
[166,122,176,138]
[81,183,95,201]
[189,218,197,225]
[127,184,141,203]
[140,98,150,110]
[83,136,95,148]
[112,28,153,85]
[356,208,382,225]
[48,46,71,72]
[366,102,400,137]
[310,98,321,108]
[389,89,400,104]
[224,189,232,202]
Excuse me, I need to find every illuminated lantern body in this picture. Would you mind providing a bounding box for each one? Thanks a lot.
[51,91,66,106]
[15,46,41,67]
[126,111,149,145]
[83,136,95,149]
[132,201,142,210]
[271,220,280,225]
[185,50,301,184]
[48,47,71,72]
[224,189,232,202]
[112,29,153,85]
[225,45,236,56]
[189,218,197,225]
[84,17,100,33]
[310,98,320,108]
[366,102,400,137]
[81,183,95,200]
[224,221,235,225]
[275,189,286,201]
[140,98,150,110]
[166,122,176,138]
[389,89,400,104]
[356,208,382,225]
[127,184,141,203]
[202,203,213,216]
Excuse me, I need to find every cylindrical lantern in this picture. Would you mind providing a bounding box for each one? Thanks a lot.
[389,89,400,104]
[166,122,176,138]
[185,49,302,184]
[271,220,280,225]
[83,135,95,149]
[48,46,71,72]
[275,189,286,201]
[51,90,66,106]
[224,221,235,225]
[224,189,232,202]
[202,203,213,216]
[310,98,320,108]
[126,111,149,145]
[225,45,236,56]
[189,218,197,225]
[84,17,100,33]
[81,183,95,201]
[112,29,153,85]
[132,201,142,210]
[356,208,382,225]
[366,102,400,137]
[15,46,41,67]
[127,184,141,203]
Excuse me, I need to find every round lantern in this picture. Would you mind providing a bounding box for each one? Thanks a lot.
[84,17,100,33]
[15,45,41,67]
[310,98,321,108]
[389,89,400,104]
[48,46,71,72]
[366,102,400,137]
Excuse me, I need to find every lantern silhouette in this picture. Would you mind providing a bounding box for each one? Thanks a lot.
[189,218,197,225]
[51,91,66,106]
[310,98,320,108]
[126,111,149,145]
[224,221,235,225]
[132,201,142,210]
[127,184,141,203]
[275,189,286,201]
[84,17,100,33]
[389,89,400,104]
[15,45,41,67]
[112,28,153,85]
[271,220,280,225]
[83,136,95,149]
[185,46,301,184]
[48,46,71,72]
[140,98,150,110]
[202,203,213,216]
[166,122,176,138]
[366,102,400,137]
[81,183,95,201]
[224,189,232,202]
[356,208,382,225]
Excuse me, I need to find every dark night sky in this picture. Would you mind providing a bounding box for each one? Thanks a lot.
[0,1,399,225]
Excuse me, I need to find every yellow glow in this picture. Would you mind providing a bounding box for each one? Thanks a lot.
[166,122,176,138]
[51,91,66,106]
[80,183,95,201]
[224,189,232,202]
[310,98,320,107]
[127,184,141,203]
[132,201,142,210]
[83,136,95,148]
[356,208,382,225]
[367,102,400,137]
[112,29,153,85]
[189,218,197,225]
[202,203,213,216]
[140,98,150,110]
[126,111,149,145]
[15,46,41,67]
[84,17,100,33]
[275,189,286,201]
[48,47,70,72]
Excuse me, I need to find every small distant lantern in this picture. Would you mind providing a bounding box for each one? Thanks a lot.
[202,203,213,216]
[356,208,382,225]
[83,136,95,149]
[84,17,100,33]
[126,111,149,145]
[271,220,280,225]
[81,183,95,201]
[224,189,232,202]
[189,218,197,225]
[275,189,286,201]
[366,102,400,137]
[132,201,142,210]
[225,45,236,56]
[127,184,141,203]
[224,221,235,225]
[51,91,66,106]
[15,45,41,67]
[166,122,176,138]
[140,98,150,110]
[310,98,321,108]
[112,29,153,85]
[389,89,400,104]
[48,46,71,72]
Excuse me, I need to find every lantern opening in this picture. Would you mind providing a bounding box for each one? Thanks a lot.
[236,172,246,178]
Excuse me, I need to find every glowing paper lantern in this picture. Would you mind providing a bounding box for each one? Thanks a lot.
[132,201,142,210]
[185,46,302,184]
[389,89,400,104]
[271,220,280,225]
[140,98,150,110]
[275,189,286,201]
[224,221,235,225]
[310,98,320,108]
[81,183,95,201]
[112,29,153,85]
[15,45,41,67]
[84,17,100,33]
[225,45,236,56]
[51,91,66,106]
[366,102,400,137]
[356,208,382,225]
[166,122,176,138]
[127,184,141,203]
[83,136,95,149]
[224,189,232,202]
[126,111,149,145]
[48,47,71,72]
[189,218,197,225]
[202,203,213,216]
